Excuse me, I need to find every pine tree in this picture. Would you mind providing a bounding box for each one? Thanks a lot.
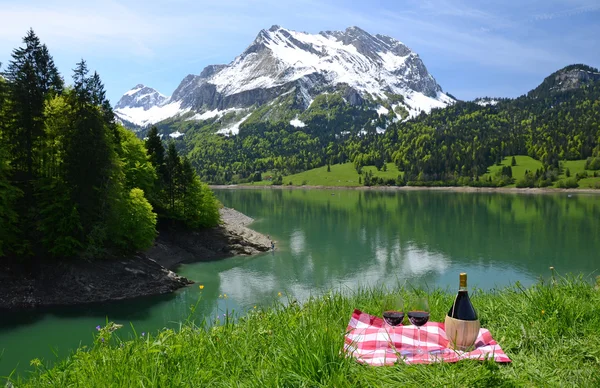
[3,29,63,256]
[164,141,181,212]
[179,157,195,217]
[145,126,165,173]
[64,61,116,242]
[4,28,63,179]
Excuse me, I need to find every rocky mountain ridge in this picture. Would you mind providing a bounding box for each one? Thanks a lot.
[114,26,453,129]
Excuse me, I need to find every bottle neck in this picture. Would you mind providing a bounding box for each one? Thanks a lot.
[459,273,467,290]
[458,286,468,292]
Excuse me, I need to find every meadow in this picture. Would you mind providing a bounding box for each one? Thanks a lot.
[249,156,600,189]
[14,274,600,387]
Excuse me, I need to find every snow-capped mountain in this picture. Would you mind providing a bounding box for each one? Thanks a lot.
[113,84,186,128]
[115,26,453,129]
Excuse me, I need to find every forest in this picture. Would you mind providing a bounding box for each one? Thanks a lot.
[164,65,600,188]
[0,30,220,261]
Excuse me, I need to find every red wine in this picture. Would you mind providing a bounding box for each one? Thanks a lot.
[447,273,478,320]
[407,311,430,326]
[383,311,404,326]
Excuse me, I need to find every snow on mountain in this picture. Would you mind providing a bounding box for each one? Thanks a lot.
[290,117,306,128]
[114,84,190,127]
[115,26,454,129]
[217,113,253,136]
[115,101,190,128]
[475,98,499,107]
[376,105,389,115]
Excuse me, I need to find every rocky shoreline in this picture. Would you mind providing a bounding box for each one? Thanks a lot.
[0,208,271,310]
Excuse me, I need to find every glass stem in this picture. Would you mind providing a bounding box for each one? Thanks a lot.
[417,327,421,354]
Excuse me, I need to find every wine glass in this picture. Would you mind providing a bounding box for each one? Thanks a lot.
[382,293,404,327]
[407,296,430,355]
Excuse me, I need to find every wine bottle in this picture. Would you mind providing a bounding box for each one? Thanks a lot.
[447,273,477,320]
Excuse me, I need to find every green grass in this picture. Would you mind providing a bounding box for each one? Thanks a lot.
[247,157,600,189]
[483,156,600,189]
[483,156,543,187]
[253,162,402,187]
[557,160,600,189]
[14,275,600,387]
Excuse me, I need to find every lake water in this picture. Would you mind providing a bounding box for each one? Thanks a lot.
[1,189,599,378]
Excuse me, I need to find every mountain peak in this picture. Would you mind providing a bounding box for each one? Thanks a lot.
[115,25,453,128]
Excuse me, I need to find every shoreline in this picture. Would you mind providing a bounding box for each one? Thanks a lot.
[211,184,600,195]
[0,208,271,310]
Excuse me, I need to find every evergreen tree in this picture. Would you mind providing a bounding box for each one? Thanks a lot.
[4,29,63,176]
[179,157,195,217]
[164,141,181,212]
[145,126,165,174]
[64,60,116,243]
[0,147,22,256]
[3,29,63,255]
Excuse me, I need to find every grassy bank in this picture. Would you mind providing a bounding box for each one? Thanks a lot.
[13,275,600,387]
[246,156,600,189]
[253,162,402,187]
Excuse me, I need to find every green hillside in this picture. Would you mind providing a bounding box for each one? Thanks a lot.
[252,162,401,186]
[153,64,600,189]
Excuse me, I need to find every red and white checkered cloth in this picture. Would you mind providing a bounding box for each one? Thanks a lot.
[344,309,511,365]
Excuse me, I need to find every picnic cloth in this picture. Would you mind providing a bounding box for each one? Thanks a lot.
[344,309,511,365]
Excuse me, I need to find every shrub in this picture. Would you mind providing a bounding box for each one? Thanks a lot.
[111,188,157,251]
[585,157,600,170]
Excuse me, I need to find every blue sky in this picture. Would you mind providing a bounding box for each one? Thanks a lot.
[1,0,599,104]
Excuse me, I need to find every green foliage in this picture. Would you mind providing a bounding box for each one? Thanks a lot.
[144,137,220,228]
[180,176,221,228]
[271,174,283,186]
[4,29,63,177]
[19,278,600,387]
[0,149,22,256]
[36,180,82,257]
[556,178,579,189]
[0,30,219,260]
[64,60,118,244]
[585,157,600,170]
[118,127,157,194]
[110,188,157,251]
[159,64,600,188]
[145,126,165,173]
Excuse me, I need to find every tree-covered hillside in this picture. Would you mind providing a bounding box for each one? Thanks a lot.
[160,64,600,187]
[0,30,220,261]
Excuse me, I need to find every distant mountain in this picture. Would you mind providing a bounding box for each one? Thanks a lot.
[527,64,600,99]
[174,63,600,185]
[114,26,453,130]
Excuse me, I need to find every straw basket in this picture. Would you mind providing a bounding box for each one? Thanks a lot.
[444,315,480,351]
